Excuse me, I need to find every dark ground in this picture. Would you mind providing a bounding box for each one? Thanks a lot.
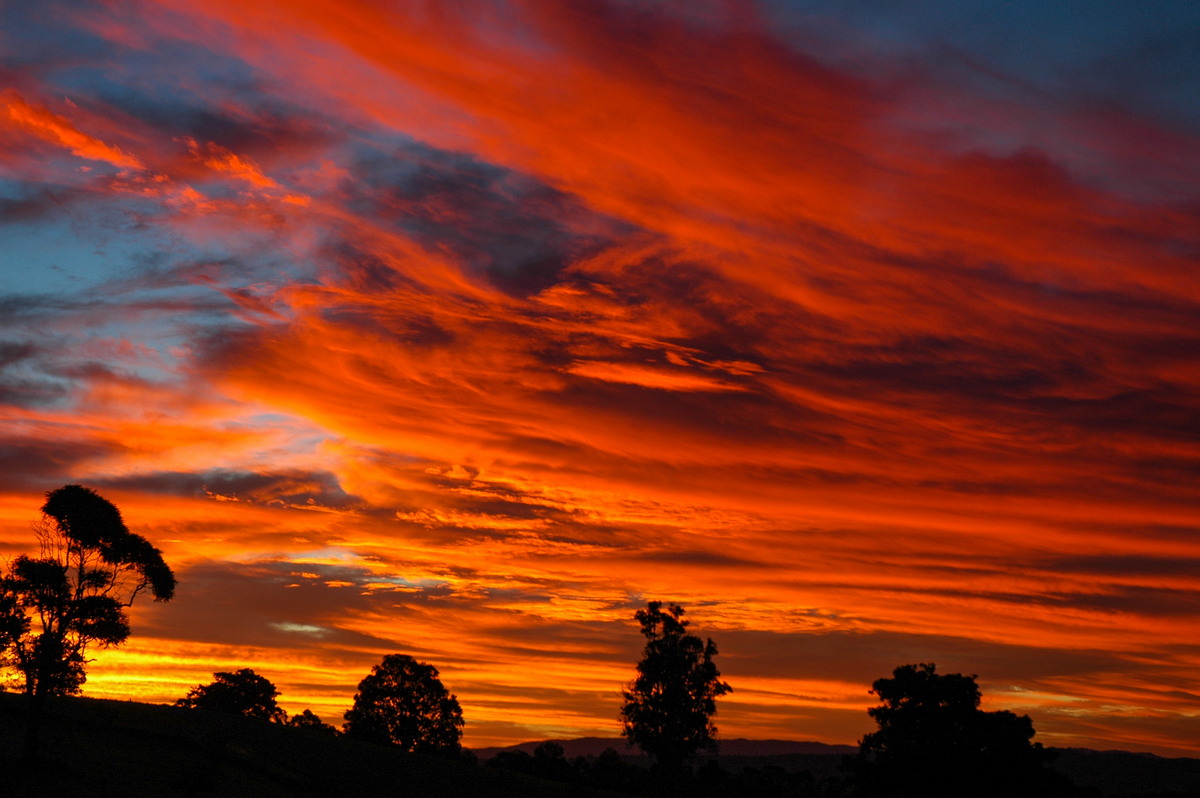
[2,693,1197,797]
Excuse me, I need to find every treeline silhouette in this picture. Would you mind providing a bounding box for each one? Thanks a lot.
[174,654,462,755]
[164,661,1093,797]
[482,740,848,797]
[164,627,1094,796]
[0,487,1144,796]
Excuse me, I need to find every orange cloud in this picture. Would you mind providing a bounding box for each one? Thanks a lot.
[1,88,145,170]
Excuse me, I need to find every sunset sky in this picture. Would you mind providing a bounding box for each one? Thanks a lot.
[2,0,1198,757]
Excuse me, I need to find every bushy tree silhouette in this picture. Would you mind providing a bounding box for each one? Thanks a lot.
[0,485,175,758]
[342,653,464,755]
[850,662,1074,797]
[619,601,732,773]
[175,668,286,722]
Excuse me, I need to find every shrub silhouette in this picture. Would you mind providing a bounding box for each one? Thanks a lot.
[619,601,732,773]
[175,668,286,723]
[342,653,464,756]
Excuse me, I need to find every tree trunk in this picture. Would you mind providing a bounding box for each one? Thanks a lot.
[21,686,47,762]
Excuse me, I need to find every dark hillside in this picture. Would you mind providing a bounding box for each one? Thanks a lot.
[0,692,616,797]
[474,737,858,782]
[1051,748,1200,798]
[473,737,856,760]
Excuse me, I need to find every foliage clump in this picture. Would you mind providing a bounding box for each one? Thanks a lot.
[850,662,1074,797]
[176,668,286,723]
[343,653,464,756]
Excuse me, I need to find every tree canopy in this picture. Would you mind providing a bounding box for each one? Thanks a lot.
[851,662,1072,798]
[175,668,287,723]
[342,653,464,755]
[619,601,732,772]
[0,485,175,698]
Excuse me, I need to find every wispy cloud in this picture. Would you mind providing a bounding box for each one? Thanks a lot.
[2,89,145,171]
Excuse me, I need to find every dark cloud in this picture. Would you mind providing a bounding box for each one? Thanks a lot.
[1055,520,1200,546]
[0,293,227,325]
[637,549,769,569]
[92,468,363,511]
[0,439,111,492]
[321,244,420,296]
[1045,586,1200,619]
[349,141,631,296]
[718,629,1131,687]
[0,341,37,366]
[3,2,339,162]
[472,612,637,663]
[0,340,68,408]
[1023,388,1200,443]
[135,559,400,652]
[317,303,457,349]
[200,469,362,510]
[0,190,83,223]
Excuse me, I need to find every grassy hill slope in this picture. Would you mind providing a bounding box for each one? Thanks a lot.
[0,692,613,797]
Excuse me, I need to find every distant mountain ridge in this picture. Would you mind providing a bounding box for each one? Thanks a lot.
[471,737,857,760]
[472,737,1200,797]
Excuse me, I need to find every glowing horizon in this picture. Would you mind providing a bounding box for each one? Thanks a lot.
[2,0,1198,757]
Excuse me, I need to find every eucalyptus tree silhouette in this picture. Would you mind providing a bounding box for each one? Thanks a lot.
[0,485,175,758]
[175,668,287,722]
[619,601,732,773]
[850,663,1075,797]
[343,653,464,756]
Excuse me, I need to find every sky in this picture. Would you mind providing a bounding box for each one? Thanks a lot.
[1,0,1198,757]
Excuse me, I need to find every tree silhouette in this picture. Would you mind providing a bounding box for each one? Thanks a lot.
[486,741,581,784]
[287,708,338,733]
[342,653,464,755]
[0,485,175,758]
[619,601,732,773]
[850,662,1073,797]
[175,668,287,723]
